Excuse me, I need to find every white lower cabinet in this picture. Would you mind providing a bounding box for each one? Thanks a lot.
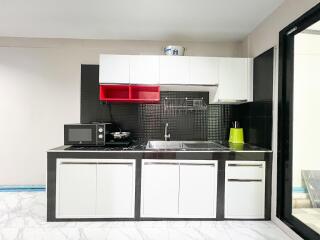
[58,162,96,218]
[56,158,266,220]
[225,161,265,219]
[141,160,179,217]
[96,162,135,218]
[179,161,217,218]
[56,159,135,219]
[141,159,218,218]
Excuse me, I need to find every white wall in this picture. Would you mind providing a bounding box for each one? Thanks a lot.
[242,0,320,57]
[292,32,320,187]
[0,37,242,185]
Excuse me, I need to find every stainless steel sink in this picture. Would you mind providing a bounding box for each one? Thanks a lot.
[182,141,227,149]
[146,141,183,149]
[146,141,227,150]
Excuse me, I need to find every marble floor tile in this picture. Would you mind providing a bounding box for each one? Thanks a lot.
[293,208,320,234]
[0,192,292,240]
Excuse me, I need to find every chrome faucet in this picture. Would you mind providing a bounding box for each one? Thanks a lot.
[164,123,170,141]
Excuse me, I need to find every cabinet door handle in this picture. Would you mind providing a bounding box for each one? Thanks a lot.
[144,162,179,165]
[60,162,96,165]
[228,179,262,182]
[179,163,215,166]
[218,99,247,103]
[98,162,133,165]
[60,162,133,165]
[144,162,215,166]
[228,164,263,167]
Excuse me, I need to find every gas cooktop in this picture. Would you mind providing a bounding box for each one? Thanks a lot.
[65,144,144,151]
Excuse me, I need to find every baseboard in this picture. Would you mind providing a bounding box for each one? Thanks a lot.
[272,216,304,240]
[0,185,46,192]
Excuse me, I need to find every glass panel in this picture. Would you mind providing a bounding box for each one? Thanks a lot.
[292,20,320,234]
[68,129,92,141]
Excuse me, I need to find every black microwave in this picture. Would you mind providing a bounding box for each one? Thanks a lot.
[64,123,113,146]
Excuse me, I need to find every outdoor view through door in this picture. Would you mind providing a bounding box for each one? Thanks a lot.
[291,20,320,234]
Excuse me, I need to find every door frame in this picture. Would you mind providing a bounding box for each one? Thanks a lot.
[277,3,320,240]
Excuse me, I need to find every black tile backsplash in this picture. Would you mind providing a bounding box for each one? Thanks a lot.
[137,91,209,141]
[207,105,233,142]
[232,101,272,149]
[81,64,273,149]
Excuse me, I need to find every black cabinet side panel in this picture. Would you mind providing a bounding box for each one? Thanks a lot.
[253,48,274,102]
[81,64,109,123]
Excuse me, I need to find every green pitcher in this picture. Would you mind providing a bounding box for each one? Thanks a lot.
[229,121,244,144]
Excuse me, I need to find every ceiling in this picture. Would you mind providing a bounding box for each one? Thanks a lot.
[0,0,284,42]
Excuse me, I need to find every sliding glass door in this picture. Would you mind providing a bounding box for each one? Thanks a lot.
[292,20,320,235]
[292,21,320,234]
[278,3,320,240]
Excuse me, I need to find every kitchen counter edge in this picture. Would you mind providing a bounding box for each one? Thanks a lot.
[47,145,273,153]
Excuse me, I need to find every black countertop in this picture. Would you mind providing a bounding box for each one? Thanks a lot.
[48,141,272,153]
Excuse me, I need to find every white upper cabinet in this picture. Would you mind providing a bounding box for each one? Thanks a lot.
[213,58,253,103]
[189,57,219,85]
[159,56,189,84]
[130,55,159,84]
[99,55,130,84]
[99,55,253,103]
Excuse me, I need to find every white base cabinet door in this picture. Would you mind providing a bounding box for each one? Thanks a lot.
[179,161,217,218]
[141,160,218,218]
[56,159,135,219]
[96,161,135,218]
[225,161,265,219]
[225,180,265,219]
[57,162,96,218]
[141,160,179,218]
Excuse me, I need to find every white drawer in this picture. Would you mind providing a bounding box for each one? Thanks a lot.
[225,180,265,219]
[226,161,265,180]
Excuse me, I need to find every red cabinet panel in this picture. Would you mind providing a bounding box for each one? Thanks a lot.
[99,85,160,103]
